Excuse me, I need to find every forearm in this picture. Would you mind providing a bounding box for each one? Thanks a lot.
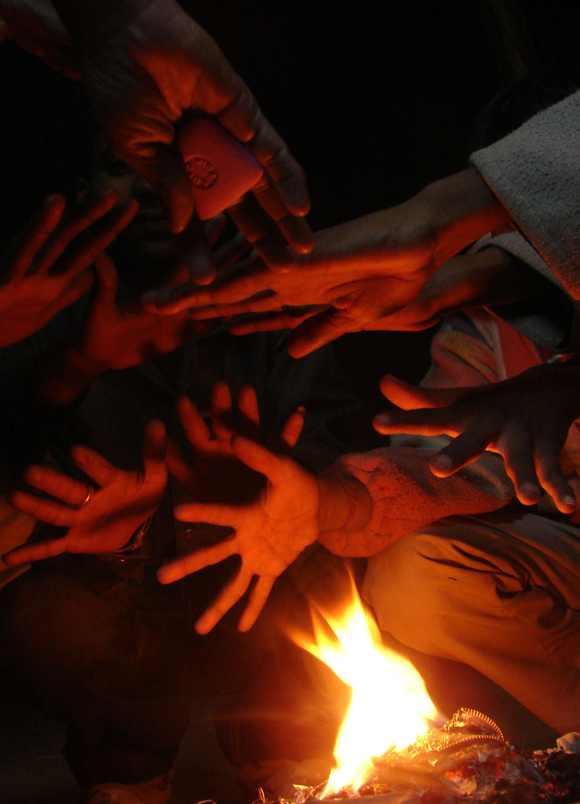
[317,445,513,558]
[417,168,513,268]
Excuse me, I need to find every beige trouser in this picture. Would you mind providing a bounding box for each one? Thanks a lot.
[363,508,580,735]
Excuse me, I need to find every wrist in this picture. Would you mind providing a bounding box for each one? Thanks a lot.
[418,168,512,268]
[316,464,373,537]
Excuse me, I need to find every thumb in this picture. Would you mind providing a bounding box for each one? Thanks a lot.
[231,435,284,481]
[94,253,119,305]
[129,146,194,235]
[288,307,355,359]
[379,374,467,410]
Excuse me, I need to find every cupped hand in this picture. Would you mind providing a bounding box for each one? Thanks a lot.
[74,0,311,247]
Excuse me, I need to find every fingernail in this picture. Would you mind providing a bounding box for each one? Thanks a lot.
[432,454,453,471]
[563,494,576,509]
[195,619,210,635]
[521,482,541,501]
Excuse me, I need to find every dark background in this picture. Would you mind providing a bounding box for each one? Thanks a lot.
[1,1,580,801]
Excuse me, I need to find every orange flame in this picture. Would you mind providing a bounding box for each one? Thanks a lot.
[294,578,438,798]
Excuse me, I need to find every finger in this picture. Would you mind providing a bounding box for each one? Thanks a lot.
[534,434,576,514]
[238,575,275,631]
[127,145,194,235]
[373,408,457,438]
[9,490,78,526]
[143,262,271,314]
[195,567,253,634]
[23,464,90,506]
[428,428,497,478]
[229,309,320,336]
[166,438,195,487]
[70,445,116,486]
[287,308,357,358]
[10,194,66,279]
[34,192,118,274]
[237,385,260,428]
[157,538,237,584]
[143,419,167,478]
[57,200,139,279]
[259,210,312,258]
[3,536,68,567]
[177,395,212,449]
[497,429,541,505]
[218,88,311,218]
[211,381,233,441]
[227,194,275,246]
[231,435,284,481]
[251,176,312,255]
[94,252,119,305]
[49,270,94,314]
[177,219,216,285]
[281,406,305,448]
[379,374,466,410]
[174,501,243,528]
[187,292,280,321]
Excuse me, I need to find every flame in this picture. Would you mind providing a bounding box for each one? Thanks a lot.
[294,578,438,798]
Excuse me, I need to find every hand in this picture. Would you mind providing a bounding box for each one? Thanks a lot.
[362,244,551,332]
[226,246,528,338]
[147,205,437,356]
[158,389,317,633]
[54,0,311,246]
[144,168,511,356]
[0,193,138,348]
[78,253,194,371]
[374,367,580,514]
[167,382,304,503]
[4,420,167,565]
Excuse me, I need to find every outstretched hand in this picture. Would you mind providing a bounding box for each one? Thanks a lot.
[146,206,437,357]
[4,420,167,565]
[0,193,137,348]
[159,385,318,633]
[374,369,580,514]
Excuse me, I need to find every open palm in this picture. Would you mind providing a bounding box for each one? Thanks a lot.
[159,388,318,633]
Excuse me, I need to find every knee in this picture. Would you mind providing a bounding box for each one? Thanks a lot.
[363,530,465,654]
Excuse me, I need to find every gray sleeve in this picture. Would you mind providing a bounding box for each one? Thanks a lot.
[471,90,580,298]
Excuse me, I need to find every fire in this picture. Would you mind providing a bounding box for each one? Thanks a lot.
[294,579,439,798]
